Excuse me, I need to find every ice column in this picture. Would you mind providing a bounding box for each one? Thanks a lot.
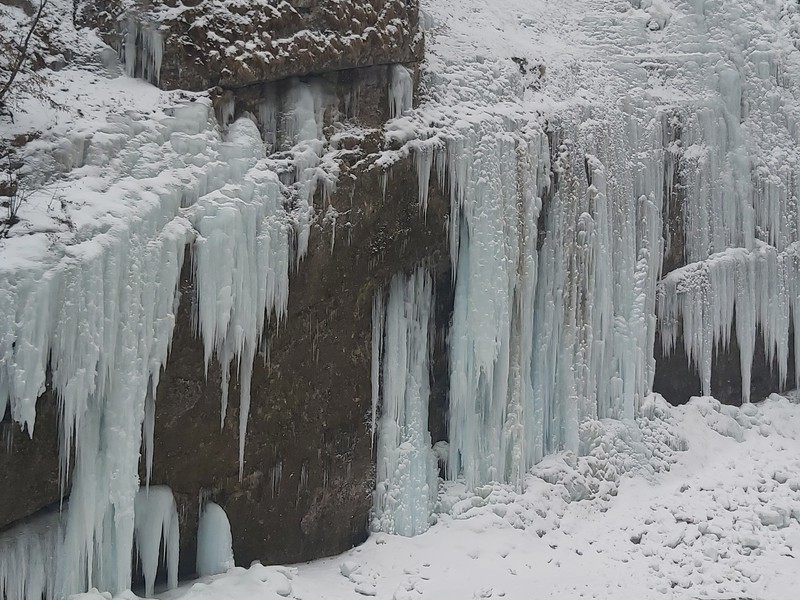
[196,502,235,577]
[372,269,438,537]
[389,65,413,119]
[133,487,180,596]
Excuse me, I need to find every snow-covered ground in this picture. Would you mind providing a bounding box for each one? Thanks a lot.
[71,392,800,600]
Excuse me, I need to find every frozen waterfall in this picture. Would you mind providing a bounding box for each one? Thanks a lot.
[402,105,665,491]
[0,487,181,600]
[372,0,800,500]
[372,269,438,537]
[0,80,332,598]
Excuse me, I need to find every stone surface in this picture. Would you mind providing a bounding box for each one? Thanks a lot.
[0,393,64,529]
[153,150,449,574]
[91,0,423,91]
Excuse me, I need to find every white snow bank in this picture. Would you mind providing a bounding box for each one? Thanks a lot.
[56,393,800,600]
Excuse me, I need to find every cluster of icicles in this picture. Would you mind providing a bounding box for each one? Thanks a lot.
[371,56,800,536]
[0,60,420,600]
[119,16,165,86]
[0,487,233,600]
[0,96,287,599]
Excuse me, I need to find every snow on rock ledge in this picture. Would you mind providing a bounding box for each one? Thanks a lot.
[93,0,423,91]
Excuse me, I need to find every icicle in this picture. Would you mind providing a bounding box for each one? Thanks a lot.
[143,379,156,488]
[119,16,164,86]
[133,486,180,596]
[414,142,435,215]
[192,116,291,479]
[371,290,385,449]
[405,102,665,489]
[657,242,799,403]
[388,64,413,120]
[372,269,438,536]
[0,98,297,599]
[259,85,279,152]
[0,510,64,600]
[196,502,235,577]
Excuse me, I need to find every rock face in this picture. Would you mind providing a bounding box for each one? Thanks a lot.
[652,325,796,406]
[3,0,791,587]
[0,135,450,579]
[151,153,449,574]
[92,0,423,91]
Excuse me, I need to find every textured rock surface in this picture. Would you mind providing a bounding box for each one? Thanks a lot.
[0,395,64,530]
[153,151,449,573]
[92,0,423,91]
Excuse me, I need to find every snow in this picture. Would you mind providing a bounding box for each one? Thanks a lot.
[61,393,800,600]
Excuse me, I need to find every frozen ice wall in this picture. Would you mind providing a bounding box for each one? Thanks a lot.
[0,76,338,597]
[408,104,665,491]
[371,0,800,497]
[0,487,181,600]
[372,269,438,537]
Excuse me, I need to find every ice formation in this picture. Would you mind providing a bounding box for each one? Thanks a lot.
[373,0,800,499]
[0,510,63,600]
[120,16,165,86]
[402,105,665,491]
[388,65,413,120]
[133,487,180,596]
[3,0,800,593]
[0,487,180,600]
[372,269,438,536]
[0,78,334,597]
[658,242,800,402]
[196,502,235,577]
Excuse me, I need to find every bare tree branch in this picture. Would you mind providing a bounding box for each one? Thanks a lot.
[0,0,49,107]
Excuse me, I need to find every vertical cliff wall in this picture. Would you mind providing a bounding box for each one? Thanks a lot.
[3,1,800,598]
